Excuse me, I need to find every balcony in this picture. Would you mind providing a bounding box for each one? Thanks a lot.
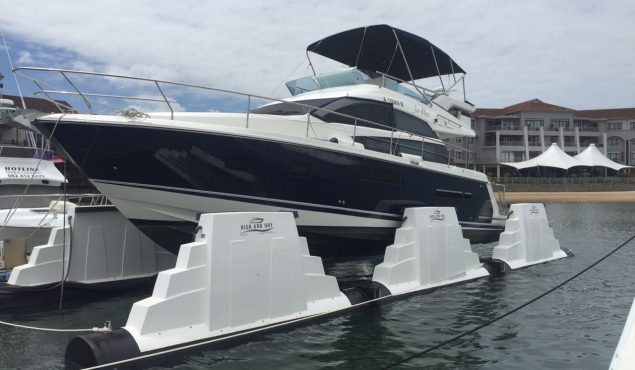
[499,141,524,147]
[485,124,502,131]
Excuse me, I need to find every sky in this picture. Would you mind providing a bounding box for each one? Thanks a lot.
[0,0,634,112]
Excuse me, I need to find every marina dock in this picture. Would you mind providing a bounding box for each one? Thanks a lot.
[504,190,635,203]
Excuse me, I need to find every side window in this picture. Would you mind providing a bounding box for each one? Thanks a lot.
[423,142,449,164]
[395,139,448,164]
[356,136,448,164]
[313,98,394,129]
[252,98,332,115]
[356,167,404,184]
[393,110,438,139]
[395,139,423,156]
[355,137,392,154]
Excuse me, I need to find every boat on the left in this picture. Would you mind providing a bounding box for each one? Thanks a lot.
[0,93,73,272]
[0,95,69,209]
[0,87,175,303]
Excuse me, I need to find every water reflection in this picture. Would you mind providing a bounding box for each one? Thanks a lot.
[0,203,633,369]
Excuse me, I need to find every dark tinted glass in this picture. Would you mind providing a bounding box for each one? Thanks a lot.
[393,110,437,139]
[313,98,394,129]
[252,99,333,115]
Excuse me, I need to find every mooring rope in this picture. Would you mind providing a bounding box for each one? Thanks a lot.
[116,108,150,119]
[0,319,111,333]
[380,234,635,369]
[71,234,635,369]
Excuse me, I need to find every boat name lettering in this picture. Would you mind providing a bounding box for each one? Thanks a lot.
[383,97,404,107]
[4,166,45,178]
[5,166,39,172]
[530,206,539,215]
[414,106,431,118]
[429,209,446,221]
[240,217,274,234]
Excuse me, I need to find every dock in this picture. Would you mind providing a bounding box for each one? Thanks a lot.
[503,190,635,203]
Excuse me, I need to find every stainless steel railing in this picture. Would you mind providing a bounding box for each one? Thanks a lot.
[14,66,462,165]
[0,193,110,207]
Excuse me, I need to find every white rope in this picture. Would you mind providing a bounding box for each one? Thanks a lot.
[116,108,150,118]
[0,319,111,333]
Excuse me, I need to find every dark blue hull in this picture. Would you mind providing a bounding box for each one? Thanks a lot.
[36,119,499,257]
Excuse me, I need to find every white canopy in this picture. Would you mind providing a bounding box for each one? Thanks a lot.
[502,143,631,171]
[501,143,584,170]
[574,144,631,171]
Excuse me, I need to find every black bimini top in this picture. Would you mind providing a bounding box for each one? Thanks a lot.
[306,24,465,82]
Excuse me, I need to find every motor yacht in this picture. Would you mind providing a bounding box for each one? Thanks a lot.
[21,25,505,257]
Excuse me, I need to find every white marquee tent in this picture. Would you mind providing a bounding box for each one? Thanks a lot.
[501,143,583,170]
[574,144,631,171]
[501,143,631,171]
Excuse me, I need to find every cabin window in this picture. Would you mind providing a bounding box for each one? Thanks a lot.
[354,136,449,165]
[252,98,333,115]
[392,139,448,164]
[356,167,403,184]
[312,98,394,129]
[354,137,392,154]
[393,110,437,139]
[423,142,449,164]
[395,139,423,156]
[255,97,439,141]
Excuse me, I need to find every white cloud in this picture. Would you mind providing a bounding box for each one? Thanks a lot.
[0,0,634,109]
[16,50,33,64]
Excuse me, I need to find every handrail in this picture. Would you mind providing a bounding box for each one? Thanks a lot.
[61,71,93,114]
[0,193,107,200]
[493,183,508,213]
[154,81,173,120]
[34,90,178,104]
[0,144,54,151]
[0,145,54,159]
[444,141,476,168]
[375,71,437,98]
[490,177,635,185]
[14,66,459,164]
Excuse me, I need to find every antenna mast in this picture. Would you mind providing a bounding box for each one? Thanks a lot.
[1,34,27,109]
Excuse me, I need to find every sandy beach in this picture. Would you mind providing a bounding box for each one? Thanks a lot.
[502,191,635,203]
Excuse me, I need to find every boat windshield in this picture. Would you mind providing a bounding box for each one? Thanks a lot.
[0,99,16,110]
[286,68,432,102]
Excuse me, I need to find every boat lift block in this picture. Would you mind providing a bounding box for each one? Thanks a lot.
[6,206,175,288]
[124,211,350,352]
[64,207,570,367]
[65,212,350,367]
[490,203,569,271]
[372,207,489,295]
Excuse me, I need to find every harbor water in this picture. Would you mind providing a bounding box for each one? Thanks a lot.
[0,202,634,369]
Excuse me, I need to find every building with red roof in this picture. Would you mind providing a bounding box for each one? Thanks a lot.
[449,99,635,178]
